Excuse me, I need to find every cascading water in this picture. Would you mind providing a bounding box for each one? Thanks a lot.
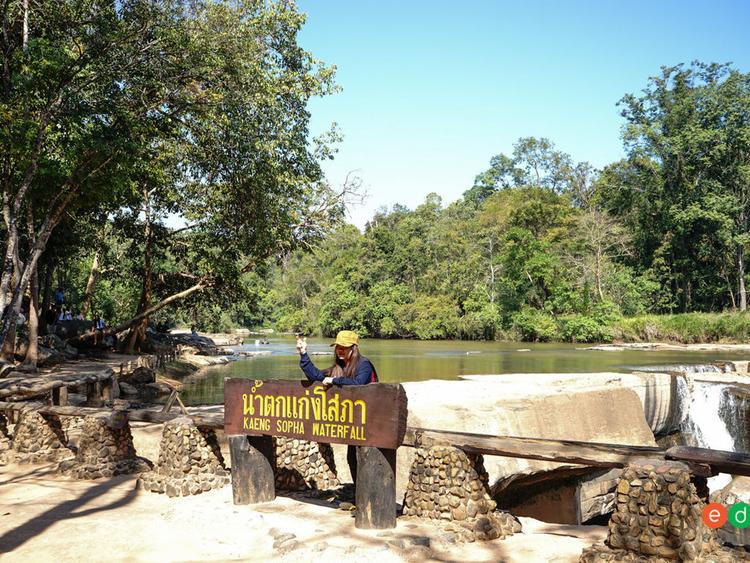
[677,374,737,492]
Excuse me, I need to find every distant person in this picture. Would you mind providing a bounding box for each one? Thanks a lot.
[191,325,198,337]
[75,311,84,320]
[44,307,57,334]
[296,330,378,484]
[96,316,106,330]
[58,309,66,321]
[64,310,73,321]
[54,288,65,305]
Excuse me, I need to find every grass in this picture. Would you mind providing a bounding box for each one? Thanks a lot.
[612,312,750,343]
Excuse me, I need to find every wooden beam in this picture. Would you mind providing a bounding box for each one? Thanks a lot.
[403,427,665,468]
[128,409,223,428]
[228,435,275,504]
[355,447,397,529]
[666,446,750,477]
[52,386,68,406]
[0,401,224,428]
[0,380,64,398]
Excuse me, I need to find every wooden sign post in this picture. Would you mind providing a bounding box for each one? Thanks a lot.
[224,379,408,529]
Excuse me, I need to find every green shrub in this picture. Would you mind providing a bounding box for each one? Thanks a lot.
[557,314,613,343]
[613,312,750,343]
[511,308,557,341]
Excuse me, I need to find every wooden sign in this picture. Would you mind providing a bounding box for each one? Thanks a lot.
[224,379,408,449]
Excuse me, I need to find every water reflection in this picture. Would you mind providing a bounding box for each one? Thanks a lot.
[179,336,750,406]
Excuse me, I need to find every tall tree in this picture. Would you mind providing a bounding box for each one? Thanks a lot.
[611,62,750,311]
[1,0,346,357]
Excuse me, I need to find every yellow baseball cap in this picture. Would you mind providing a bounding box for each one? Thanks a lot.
[330,330,359,347]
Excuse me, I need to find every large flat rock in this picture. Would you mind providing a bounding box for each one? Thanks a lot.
[396,375,660,500]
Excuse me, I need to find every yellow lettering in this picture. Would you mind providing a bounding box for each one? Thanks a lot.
[243,417,270,431]
[277,419,305,435]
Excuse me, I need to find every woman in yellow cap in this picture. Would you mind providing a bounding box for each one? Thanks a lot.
[295,330,378,386]
[296,330,378,484]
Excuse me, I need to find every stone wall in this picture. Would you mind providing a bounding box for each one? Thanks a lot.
[0,409,73,464]
[581,460,748,562]
[58,413,150,479]
[137,417,229,497]
[0,412,10,454]
[274,437,338,491]
[402,446,520,542]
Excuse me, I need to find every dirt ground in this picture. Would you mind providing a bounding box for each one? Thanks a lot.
[1,445,607,563]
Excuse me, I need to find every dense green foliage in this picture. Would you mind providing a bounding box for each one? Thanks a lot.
[1,2,747,350]
[258,62,750,342]
[258,185,646,342]
[599,63,750,313]
[0,0,346,357]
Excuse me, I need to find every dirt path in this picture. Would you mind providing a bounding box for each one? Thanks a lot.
[0,461,606,562]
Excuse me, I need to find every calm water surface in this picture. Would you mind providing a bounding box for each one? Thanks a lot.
[180,337,750,405]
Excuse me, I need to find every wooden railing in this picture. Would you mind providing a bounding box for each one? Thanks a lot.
[2,400,749,478]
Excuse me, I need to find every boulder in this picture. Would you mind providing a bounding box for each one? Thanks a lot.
[39,334,78,358]
[119,381,138,395]
[398,374,660,512]
[50,320,96,339]
[711,476,750,548]
[122,366,155,385]
[718,384,750,452]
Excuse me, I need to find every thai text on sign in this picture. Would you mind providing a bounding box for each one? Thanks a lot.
[224,379,408,449]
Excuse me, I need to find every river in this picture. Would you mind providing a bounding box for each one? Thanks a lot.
[179,337,750,405]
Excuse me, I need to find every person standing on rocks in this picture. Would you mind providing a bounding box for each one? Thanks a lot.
[295,330,378,483]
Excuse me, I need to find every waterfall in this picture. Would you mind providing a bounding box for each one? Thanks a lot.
[637,364,723,374]
[679,380,735,491]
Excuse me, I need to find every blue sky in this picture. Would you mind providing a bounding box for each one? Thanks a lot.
[297,0,750,228]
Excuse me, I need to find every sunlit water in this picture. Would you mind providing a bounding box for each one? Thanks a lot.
[680,381,736,491]
[179,336,750,406]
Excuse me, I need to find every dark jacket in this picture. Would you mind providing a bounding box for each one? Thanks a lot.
[299,352,378,385]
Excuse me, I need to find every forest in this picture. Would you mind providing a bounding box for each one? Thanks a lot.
[259,63,750,342]
[1,1,750,357]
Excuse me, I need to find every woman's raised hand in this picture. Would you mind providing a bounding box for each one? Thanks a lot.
[295,335,307,355]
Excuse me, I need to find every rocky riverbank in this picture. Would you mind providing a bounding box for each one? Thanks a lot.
[3,349,750,561]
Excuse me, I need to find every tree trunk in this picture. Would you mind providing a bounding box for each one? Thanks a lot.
[75,280,208,343]
[0,190,78,353]
[40,262,53,319]
[739,244,747,312]
[1,224,22,360]
[22,0,29,51]
[126,188,153,353]
[0,141,112,353]
[23,207,39,368]
[23,265,39,368]
[80,251,100,318]
[724,271,737,310]
[0,193,17,314]
[595,248,604,302]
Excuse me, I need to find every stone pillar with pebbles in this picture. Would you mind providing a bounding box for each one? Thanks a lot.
[0,412,11,454]
[137,417,229,497]
[581,459,748,562]
[274,437,338,491]
[0,409,73,465]
[58,412,151,479]
[401,446,521,542]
